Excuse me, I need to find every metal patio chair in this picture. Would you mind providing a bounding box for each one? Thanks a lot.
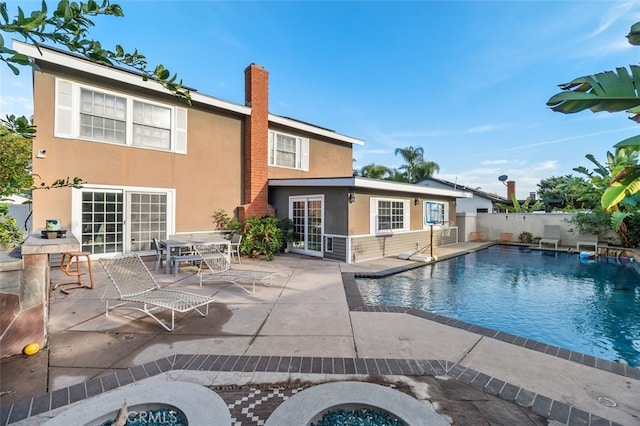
[228,232,242,264]
[151,237,167,272]
[99,254,216,331]
[193,244,274,294]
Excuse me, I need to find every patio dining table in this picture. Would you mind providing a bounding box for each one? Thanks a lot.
[162,236,231,275]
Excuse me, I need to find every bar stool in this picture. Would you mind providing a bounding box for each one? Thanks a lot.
[54,252,94,294]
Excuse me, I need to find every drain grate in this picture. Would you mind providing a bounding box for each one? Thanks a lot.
[596,396,617,407]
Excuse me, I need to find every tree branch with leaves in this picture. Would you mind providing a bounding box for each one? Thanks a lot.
[1,0,190,104]
[547,22,640,212]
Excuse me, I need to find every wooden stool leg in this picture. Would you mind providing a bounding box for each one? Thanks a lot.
[55,252,93,294]
[83,255,94,288]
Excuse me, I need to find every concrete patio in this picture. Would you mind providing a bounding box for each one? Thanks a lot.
[1,242,638,425]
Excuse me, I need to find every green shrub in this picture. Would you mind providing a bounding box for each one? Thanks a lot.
[241,216,284,261]
[0,203,23,249]
[518,231,533,244]
[211,209,241,232]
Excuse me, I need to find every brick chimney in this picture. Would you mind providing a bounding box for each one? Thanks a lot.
[238,63,275,221]
[507,180,516,200]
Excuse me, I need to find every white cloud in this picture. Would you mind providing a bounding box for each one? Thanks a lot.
[590,0,640,38]
[0,95,33,119]
[480,159,509,166]
[466,124,508,134]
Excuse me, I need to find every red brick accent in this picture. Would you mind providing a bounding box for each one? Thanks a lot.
[507,180,516,200]
[241,63,274,221]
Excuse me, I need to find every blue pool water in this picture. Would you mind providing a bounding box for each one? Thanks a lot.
[356,245,640,367]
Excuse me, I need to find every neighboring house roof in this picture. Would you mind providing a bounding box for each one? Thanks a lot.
[269,177,473,198]
[1,194,30,204]
[417,177,507,202]
[12,40,364,146]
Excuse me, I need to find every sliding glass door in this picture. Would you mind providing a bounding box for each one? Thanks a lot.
[76,187,172,255]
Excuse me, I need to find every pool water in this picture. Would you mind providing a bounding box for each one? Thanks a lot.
[356,245,640,367]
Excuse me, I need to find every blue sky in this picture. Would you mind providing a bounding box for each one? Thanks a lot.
[3,0,640,198]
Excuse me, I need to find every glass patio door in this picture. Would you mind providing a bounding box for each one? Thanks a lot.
[127,192,167,251]
[80,190,124,254]
[290,195,323,257]
[78,188,169,255]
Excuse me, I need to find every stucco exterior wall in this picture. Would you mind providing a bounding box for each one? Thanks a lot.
[31,66,245,232]
[267,131,354,179]
[348,192,455,236]
[476,213,587,246]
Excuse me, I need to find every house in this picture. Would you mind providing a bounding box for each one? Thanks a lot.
[14,40,471,263]
[416,177,507,214]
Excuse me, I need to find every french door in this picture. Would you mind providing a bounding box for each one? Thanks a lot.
[289,195,323,257]
[75,186,172,255]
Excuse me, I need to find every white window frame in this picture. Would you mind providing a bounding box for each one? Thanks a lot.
[423,200,448,229]
[370,197,410,234]
[268,130,309,171]
[55,78,187,154]
[71,184,176,258]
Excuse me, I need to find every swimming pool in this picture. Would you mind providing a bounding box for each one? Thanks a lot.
[356,245,640,367]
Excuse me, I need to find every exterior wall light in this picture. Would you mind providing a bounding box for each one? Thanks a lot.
[348,192,356,203]
[36,149,47,159]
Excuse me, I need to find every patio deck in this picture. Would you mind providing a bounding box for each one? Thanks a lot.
[1,242,638,425]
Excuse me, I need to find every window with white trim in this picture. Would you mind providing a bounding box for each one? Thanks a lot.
[268,130,309,170]
[132,101,171,149]
[424,201,446,226]
[79,89,126,143]
[56,78,187,153]
[371,198,409,233]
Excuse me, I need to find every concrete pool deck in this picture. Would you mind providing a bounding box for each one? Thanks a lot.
[1,242,638,425]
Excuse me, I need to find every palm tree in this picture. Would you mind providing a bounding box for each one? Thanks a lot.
[394,145,424,183]
[358,163,393,180]
[412,159,440,182]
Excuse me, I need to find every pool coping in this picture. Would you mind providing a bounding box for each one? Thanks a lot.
[0,354,623,426]
[1,245,636,426]
[342,245,640,381]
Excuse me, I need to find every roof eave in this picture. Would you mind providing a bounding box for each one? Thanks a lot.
[269,177,473,198]
[269,115,364,146]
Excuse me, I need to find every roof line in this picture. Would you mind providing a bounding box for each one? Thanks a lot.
[269,177,472,198]
[13,40,365,146]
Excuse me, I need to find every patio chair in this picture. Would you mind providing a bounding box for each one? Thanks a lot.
[229,233,242,264]
[99,254,216,331]
[193,244,275,294]
[539,225,561,249]
[151,238,167,272]
[576,233,599,251]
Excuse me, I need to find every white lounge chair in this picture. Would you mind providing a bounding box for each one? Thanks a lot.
[193,244,274,294]
[99,254,216,331]
[576,233,599,251]
[539,225,561,249]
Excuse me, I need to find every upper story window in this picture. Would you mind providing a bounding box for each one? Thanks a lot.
[268,130,309,171]
[370,198,409,234]
[56,79,187,154]
[79,89,127,143]
[132,101,171,150]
